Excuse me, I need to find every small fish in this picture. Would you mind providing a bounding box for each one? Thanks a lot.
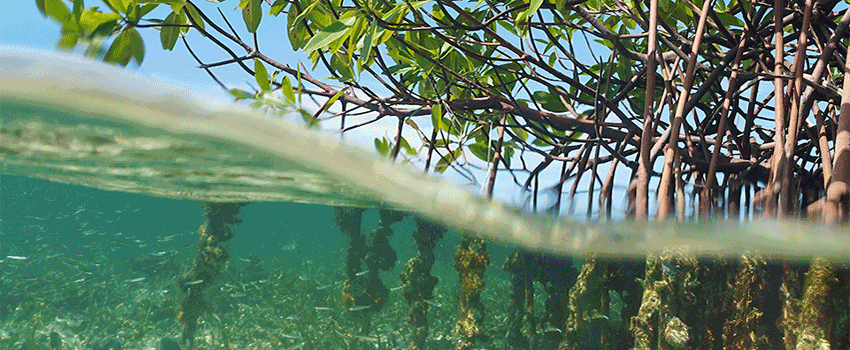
[230,293,246,298]
[151,251,167,257]
[355,270,370,277]
[541,324,563,333]
[184,279,204,286]
[280,333,302,339]
[348,305,370,312]
[314,307,331,311]
[390,286,403,292]
[285,342,306,350]
[346,334,379,342]
[6,255,28,260]
[423,300,442,308]
[127,277,146,283]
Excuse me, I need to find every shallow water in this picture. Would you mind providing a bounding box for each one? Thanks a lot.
[0,175,527,349]
[2,47,849,349]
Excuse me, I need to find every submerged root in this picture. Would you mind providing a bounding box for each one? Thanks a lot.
[401,216,446,350]
[178,202,247,345]
[454,234,490,350]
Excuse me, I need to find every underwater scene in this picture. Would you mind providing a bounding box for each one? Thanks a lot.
[2,174,572,350]
[2,178,850,350]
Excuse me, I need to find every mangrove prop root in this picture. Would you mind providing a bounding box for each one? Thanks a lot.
[723,255,773,349]
[560,255,608,350]
[538,255,578,346]
[337,208,404,335]
[401,216,446,350]
[779,262,805,349]
[795,258,840,350]
[334,207,370,333]
[502,250,534,349]
[629,248,700,350]
[178,202,247,345]
[335,207,366,279]
[454,234,490,350]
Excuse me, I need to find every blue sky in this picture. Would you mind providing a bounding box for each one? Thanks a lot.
[1,1,281,100]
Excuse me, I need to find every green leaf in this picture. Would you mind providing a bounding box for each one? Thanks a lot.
[296,64,302,104]
[405,118,421,132]
[286,3,310,50]
[555,0,567,11]
[431,103,447,131]
[241,0,262,33]
[183,4,205,31]
[126,3,142,23]
[514,126,528,142]
[160,11,181,50]
[254,59,271,92]
[531,137,550,147]
[532,90,569,112]
[139,3,160,17]
[280,76,295,102]
[72,0,83,21]
[42,0,72,24]
[503,145,513,167]
[104,27,145,66]
[467,142,491,162]
[528,0,544,16]
[270,0,286,16]
[81,9,122,36]
[103,0,132,14]
[137,0,185,4]
[398,136,417,156]
[301,16,357,53]
[319,88,347,115]
[229,88,254,100]
[57,32,79,49]
[300,109,319,128]
[374,137,390,156]
[330,53,353,82]
[358,20,377,71]
[36,0,47,16]
[435,147,462,173]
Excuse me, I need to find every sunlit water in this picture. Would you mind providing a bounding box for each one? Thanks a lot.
[2,47,849,350]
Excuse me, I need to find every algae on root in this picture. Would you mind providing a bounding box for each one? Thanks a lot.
[454,234,490,350]
[178,202,247,345]
[400,216,446,350]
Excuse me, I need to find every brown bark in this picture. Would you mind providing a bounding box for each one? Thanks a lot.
[637,0,659,221]
[768,0,788,217]
[824,43,850,224]
[657,0,713,222]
